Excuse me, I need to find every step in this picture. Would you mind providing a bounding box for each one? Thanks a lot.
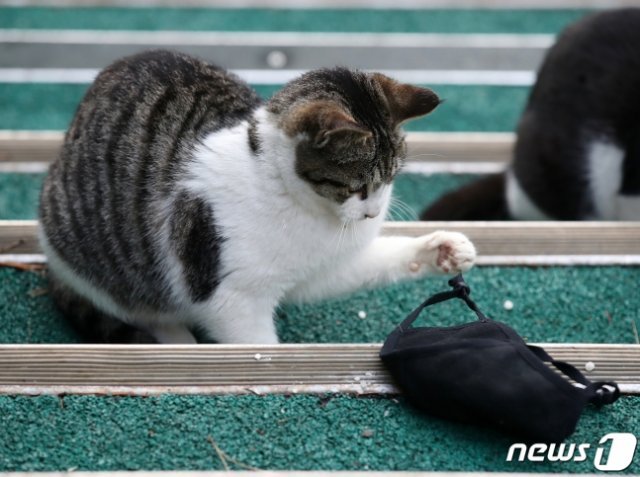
[0,131,513,173]
[1,343,638,396]
[3,221,640,266]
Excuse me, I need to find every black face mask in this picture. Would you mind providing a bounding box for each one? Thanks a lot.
[380,274,619,443]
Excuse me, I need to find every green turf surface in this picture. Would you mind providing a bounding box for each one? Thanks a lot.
[0,7,590,33]
[1,393,638,473]
[0,173,44,220]
[3,265,639,345]
[0,83,529,132]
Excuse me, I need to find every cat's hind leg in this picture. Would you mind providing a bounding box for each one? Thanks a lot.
[191,286,279,344]
[49,274,159,344]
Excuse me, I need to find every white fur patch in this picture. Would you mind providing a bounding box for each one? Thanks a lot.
[508,139,639,220]
[587,139,625,219]
[505,169,550,220]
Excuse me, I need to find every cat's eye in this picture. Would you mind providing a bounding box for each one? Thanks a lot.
[349,185,368,200]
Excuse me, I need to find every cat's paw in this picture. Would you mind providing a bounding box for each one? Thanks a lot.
[410,231,476,275]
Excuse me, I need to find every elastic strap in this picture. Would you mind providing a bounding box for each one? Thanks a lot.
[398,274,489,331]
[528,345,620,406]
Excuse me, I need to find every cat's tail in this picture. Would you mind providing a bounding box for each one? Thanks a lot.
[48,274,158,344]
[420,173,510,221]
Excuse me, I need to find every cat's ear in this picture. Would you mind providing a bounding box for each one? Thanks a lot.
[314,107,372,149]
[287,101,372,148]
[373,73,441,125]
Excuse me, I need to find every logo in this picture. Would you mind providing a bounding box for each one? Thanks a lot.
[506,433,637,471]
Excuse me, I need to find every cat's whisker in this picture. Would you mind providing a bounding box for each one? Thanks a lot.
[349,219,359,247]
[389,197,419,221]
[386,200,409,221]
[350,220,358,246]
[335,221,348,254]
[397,205,419,222]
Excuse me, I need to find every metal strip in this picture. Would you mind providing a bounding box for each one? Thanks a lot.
[0,343,638,396]
[0,30,549,71]
[0,130,514,165]
[0,30,555,48]
[5,221,640,260]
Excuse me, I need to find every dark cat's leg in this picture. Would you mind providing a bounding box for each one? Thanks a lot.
[48,273,158,344]
[620,125,640,192]
[420,173,509,220]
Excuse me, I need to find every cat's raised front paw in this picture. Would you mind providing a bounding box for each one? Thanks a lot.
[410,230,476,275]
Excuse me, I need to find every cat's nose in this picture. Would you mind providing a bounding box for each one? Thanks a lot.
[364,211,380,219]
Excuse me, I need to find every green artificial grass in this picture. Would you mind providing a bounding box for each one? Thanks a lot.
[0,173,45,220]
[1,393,638,473]
[3,265,640,345]
[0,83,529,132]
[0,7,590,33]
[0,172,475,221]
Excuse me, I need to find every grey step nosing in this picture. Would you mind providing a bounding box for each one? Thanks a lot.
[0,30,552,71]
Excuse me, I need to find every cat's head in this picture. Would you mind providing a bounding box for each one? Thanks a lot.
[268,68,440,222]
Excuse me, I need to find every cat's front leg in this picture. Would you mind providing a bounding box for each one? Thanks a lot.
[284,231,475,303]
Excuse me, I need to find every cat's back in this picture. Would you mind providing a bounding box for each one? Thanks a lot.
[39,50,261,310]
[529,8,640,117]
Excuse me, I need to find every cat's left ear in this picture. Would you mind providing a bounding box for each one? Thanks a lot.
[373,73,441,126]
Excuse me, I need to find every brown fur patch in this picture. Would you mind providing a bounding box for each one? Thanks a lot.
[372,73,440,125]
[283,100,372,147]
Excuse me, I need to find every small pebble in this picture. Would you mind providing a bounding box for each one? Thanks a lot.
[409,262,420,272]
[503,299,514,311]
[361,428,375,438]
[358,310,367,319]
[585,361,596,372]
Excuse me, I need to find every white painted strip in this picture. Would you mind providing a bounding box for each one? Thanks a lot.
[409,131,516,143]
[0,68,536,86]
[7,383,636,396]
[5,254,640,267]
[0,68,98,83]
[0,253,46,263]
[476,255,640,266]
[0,29,556,48]
[0,130,63,140]
[241,69,537,86]
[402,161,506,175]
[0,383,399,396]
[0,162,49,173]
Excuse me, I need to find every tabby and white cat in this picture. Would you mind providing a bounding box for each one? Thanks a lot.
[39,50,476,344]
[422,8,640,221]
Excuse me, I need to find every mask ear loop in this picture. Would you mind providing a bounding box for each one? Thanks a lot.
[398,274,489,332]
[527,345,620,406]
